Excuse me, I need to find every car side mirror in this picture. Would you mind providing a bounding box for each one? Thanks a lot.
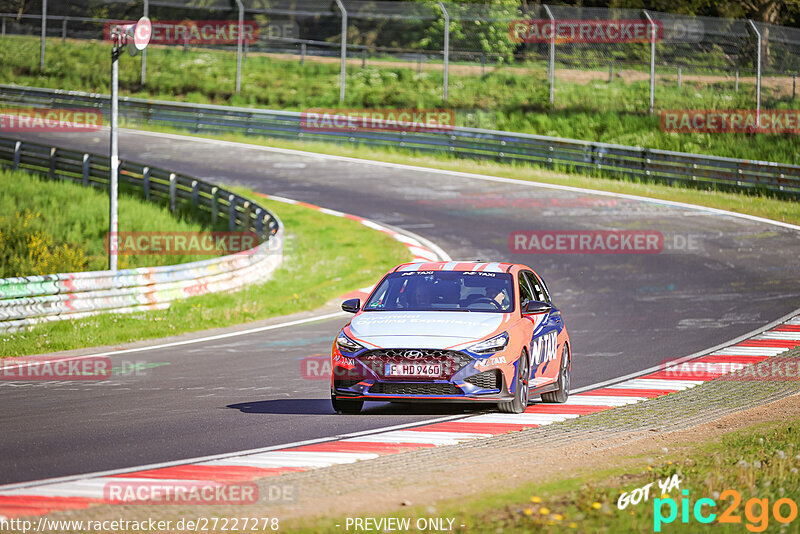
[342,298,361,313]
[524,300,551,314]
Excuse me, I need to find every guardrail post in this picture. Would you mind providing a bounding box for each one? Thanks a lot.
[255,207,264,237]
[2,17,6,38]
[49,147,57,179]
[235,0,244,94]
[228,194,237,231]
[643,10,656,114]
[61,17,67,43]
[169,173,177,212]
[142,166,150,200]
[243,200,251,231]
[438,1,450,104]
[211,187,219,222]
[12,141,21,170]
[191,180,199,208]
[82,153,90,186]
[334,0,347,102]
[40,0,47,71]
[543,5,555,106]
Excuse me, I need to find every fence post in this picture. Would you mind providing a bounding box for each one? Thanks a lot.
[61,17,67,43]
[300,42,306,65]
[169,173,177,212]
[748,20,762,129]
[228,194,237,231]
[142,166,150,200]
[40,0,47,71]
[418,53,422,74]
[793,75,796,100]
[235,0,244,94]
[141,0,148,85]
[481,53,485,75]
[643,10,656,113]
[335,0,347,102]
[677,67,681,88]
[13,141,21,170]
[438,1,450,104]
[2,17,5,38]
[362,48,366,68]
[82,153,90,186]
[608,62,613,83]
[735,68,739,92]
[543,5,555,106]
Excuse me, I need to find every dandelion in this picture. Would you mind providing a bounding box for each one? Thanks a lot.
[591,502,602,510]
[737,460,749,469]
[539,507,550,515]
[661,447,668,453]
[791,468,798,474]
[553,514,563,521]
[712,491,720,499]
[754,460,762,469]
[530,496,542,503]
[523,508,532,516]
[569,522,578,529]
[759,438,764,445]
[777,450,786,460]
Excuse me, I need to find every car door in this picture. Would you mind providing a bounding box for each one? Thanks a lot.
[521,270,561,384]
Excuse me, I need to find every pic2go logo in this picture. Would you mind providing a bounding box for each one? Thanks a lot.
[654,489,799,532]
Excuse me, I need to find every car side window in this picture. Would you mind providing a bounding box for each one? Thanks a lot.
[518,273,534,309]
[523,271,549,303]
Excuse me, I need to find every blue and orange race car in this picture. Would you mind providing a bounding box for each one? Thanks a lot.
[330,261,571,414]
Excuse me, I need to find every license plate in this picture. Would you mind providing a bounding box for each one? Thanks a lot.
[385,362,441,377]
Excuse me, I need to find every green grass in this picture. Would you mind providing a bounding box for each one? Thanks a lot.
[0,168,214,276]
[0,192,410,357]
[1,35,799,164]
[285,415,800,533]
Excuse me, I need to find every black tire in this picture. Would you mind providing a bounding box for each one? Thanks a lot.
[331,394,363,414]
[541,344,570,403]
[498,351,530,414]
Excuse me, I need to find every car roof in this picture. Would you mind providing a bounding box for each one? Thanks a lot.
[391,261,530,274]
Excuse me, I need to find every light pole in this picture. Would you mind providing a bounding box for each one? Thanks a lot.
[109,17,151,271]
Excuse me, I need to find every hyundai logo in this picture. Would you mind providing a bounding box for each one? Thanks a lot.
[403,350,424,359]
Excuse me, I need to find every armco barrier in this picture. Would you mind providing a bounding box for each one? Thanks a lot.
[0,137,283,332]
[1,84,799,195]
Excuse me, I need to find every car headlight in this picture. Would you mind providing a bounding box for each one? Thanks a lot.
[336,331,364,353]
[468,332,509,355]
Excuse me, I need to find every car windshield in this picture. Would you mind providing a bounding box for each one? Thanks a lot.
[363,271,514,313]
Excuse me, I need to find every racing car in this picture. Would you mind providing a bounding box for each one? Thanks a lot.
[330,261,571,414]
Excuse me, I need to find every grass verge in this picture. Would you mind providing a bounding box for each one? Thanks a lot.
[285,407,800,533]
[0,192,410,357]
[0,168,214,276]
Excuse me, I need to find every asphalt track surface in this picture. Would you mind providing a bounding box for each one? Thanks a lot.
[2,129,799,486]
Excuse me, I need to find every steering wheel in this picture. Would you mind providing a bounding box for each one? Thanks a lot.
[470,297,501,310]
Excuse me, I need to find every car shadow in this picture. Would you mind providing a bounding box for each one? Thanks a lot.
[226,399,487,416]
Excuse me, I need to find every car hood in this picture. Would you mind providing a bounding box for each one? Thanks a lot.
[349,311,508,349]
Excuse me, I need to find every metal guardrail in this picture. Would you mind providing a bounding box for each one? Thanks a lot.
[0,136,283,332]
[1,84,798,195]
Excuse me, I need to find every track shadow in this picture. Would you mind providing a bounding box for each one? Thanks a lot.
[226,399,486,416]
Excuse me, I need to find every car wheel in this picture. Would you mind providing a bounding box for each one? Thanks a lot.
[498,351,529,414]
[541,344,570,403]
[331,394,364,414]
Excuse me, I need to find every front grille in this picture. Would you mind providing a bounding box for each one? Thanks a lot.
[369,382,462,396]
[464,370,501,389]
[359,349,472,379]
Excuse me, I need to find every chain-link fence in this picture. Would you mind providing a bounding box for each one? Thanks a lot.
[2,1,800,117]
